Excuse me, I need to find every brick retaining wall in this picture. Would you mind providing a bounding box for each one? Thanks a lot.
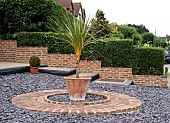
[0,40,168,86]
[17,47,48,64]
[80,60,101,73]
[0,40,17,62]
[99,67,132,80]
[47,54,101,73]
[133,75,167,86]
[47,54,77,68]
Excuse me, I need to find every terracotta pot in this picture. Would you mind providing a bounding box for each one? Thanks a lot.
[30,66,38,74]
[64,76,91,101]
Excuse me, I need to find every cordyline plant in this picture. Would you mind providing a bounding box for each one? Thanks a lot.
[48,10,96,78]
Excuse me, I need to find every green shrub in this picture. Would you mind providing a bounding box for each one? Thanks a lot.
[14,32,74,53]
[81,39,164,75]
[29,55,41,67]
[133,47,164,75]
[141,32,154,45]
[0,0,69,39]
[154,37,167,48]
[81,39,135,68]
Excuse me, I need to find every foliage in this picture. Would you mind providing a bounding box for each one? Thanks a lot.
[29,55,41,67]
[90,9,111,38]
[154,37,167,48]
[0,0,66,39]
[133,47,164,75]
[47,9,95,78]
[82,39,164,75]
[117,25,141,45]
[14,32,74,53]
[82,39,134,67]
[128,24,149,34]
[15,34,164,75]
[106,27,124,39]
[141,32,155,45]
[133,33,142,45]
[118,25,137,39]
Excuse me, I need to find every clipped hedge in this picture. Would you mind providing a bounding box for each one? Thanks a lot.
[15,32,164,75]
[81,39,135,68]
[133,47,164,75]
[82,39,164,75]
[14,32,74,53]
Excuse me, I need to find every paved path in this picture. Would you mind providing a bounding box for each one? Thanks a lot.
[0,62,29,69]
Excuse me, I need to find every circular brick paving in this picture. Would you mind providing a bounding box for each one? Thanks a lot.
[12,90,142,115]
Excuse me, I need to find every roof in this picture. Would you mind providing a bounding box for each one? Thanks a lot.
[73,2,82,17]
[56,0,71,8]
[56,0,74,12]
[55,0,86,20]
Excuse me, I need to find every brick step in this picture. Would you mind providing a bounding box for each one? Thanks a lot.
[39,67,76,76]
[94,79,134,85]
[0,62,29,75]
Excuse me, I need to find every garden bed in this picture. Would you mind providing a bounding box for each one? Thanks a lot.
[1,73,170,122]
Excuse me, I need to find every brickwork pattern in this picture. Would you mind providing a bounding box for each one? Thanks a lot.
[99,67,132,80]
[47,54,77,68]
[12,90,142,115]
[0,40,17,62]
[79,60,101,73]
[47,54,101,73]
[133,75,168,86]
[16,47,48,64]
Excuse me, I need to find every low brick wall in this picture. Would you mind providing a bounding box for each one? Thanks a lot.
[0,40,17,62]
[99,67,132,80]
[47,54,101,73]
[17,47,48,64]
[133,75,167,86]
[47,54,77,68]
[80,60,101,73]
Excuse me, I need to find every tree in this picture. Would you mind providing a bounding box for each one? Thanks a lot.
[128,24,149,34]
[90,9,111,38]
[154,37,167,48]
[48,10,95,78]
[0,0,67,39]
[108,26,124,39]
[118,25,141,45]
[141,32,155,45]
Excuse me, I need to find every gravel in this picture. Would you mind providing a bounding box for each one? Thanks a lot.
[48,93,106,102]
[1,72,170,123]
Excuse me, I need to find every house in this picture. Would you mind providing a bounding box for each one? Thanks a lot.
[56,0,74,14]
[56,0,86,22]
[166,34,170,43]
[73,2,85,22]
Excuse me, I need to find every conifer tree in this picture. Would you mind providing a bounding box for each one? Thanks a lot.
[91,9,111,38]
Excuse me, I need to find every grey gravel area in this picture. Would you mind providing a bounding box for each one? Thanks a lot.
[48,93,106,102]
[1,73,170,123]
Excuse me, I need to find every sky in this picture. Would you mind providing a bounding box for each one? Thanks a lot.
[73,0,170,37]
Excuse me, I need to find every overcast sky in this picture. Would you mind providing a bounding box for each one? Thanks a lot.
[73,0,170,37]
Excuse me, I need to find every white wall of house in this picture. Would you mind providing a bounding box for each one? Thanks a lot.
[77,9,82,20]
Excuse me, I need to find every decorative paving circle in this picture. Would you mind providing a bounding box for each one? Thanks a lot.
[12,90,142,115]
